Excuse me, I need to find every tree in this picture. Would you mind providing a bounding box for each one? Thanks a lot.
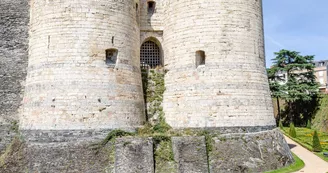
[312,130,322,152]
[268,49,319,125]
[267,67,285,125]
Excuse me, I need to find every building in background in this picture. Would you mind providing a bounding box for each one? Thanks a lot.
[270,60,328,94]
[313,60,328,93]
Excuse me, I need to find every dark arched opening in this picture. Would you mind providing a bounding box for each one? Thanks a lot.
[140,40,161,69]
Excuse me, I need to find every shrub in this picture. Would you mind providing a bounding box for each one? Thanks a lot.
[279,120,283,129]
[289,123,297,138]
[312,130,322,152]
[306,119,311,129]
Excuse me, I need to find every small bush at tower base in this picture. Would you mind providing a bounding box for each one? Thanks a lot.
[312,130,322,152]
[306,119,311,129]
[289,123,297,138]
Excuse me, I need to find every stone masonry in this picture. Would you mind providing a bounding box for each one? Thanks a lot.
[21,0,145,130]
[0,0,295,172]
[163,0,275,128]
[15,0,276,132]
[0,0,29,153]
[0,0,29,124]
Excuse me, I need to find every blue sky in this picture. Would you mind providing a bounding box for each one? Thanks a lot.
[263,0,328,67]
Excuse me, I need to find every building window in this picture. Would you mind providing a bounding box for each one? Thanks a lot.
[140,41,161,69]
[196,50,206,68]
[106,49,118,67]
[148,1,155,13]
[319,71,324,77]
[320,78,324,85]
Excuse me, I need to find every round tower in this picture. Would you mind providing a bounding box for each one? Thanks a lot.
[163,0,276,129]
[21,0,144,130]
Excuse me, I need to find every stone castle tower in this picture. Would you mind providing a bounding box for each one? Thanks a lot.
[0,0,293,172]
[21,0,145,130]
[21,0,276,131]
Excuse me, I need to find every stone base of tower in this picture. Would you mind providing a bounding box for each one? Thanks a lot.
[209,128,293,172]
[0,128,293,173]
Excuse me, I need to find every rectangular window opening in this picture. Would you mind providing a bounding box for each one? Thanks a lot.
[148,1,155,13]
[106,49,118,67]
[196,50,206,68]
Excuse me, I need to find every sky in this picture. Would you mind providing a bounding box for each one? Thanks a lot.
[263,0,328,67]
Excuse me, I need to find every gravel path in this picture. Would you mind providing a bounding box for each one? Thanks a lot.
[284,136,328,173]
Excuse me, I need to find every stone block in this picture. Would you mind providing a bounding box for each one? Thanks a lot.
[0,139,115,173]
[172,136,209,173]
[209,129,294,173]
[115,137,154,173]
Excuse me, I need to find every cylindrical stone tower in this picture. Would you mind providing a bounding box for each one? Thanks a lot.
[21,0,145,130]
[163,0,276,129]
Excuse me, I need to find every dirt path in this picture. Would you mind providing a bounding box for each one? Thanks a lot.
[284,136,328,173]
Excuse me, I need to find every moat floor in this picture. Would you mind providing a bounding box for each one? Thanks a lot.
[284,136,328,173]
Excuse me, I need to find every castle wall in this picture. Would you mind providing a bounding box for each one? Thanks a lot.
[21,0,145,130]
[140,0,166,31]
[140,0,166,63]
[163,0,276,128]
[0,0,29,124]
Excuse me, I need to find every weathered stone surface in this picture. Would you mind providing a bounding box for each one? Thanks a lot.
[115,137,154,173]
[163,0,276,129]
[0,124,17,153]
[21,129,117,143]
[172,136,209,173]
[0,0,29,123]
[209,129,294,173]
[21,0,145,130]
[0,137,115,173]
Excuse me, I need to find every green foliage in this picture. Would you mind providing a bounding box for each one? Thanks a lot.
[267,68,285,99]
[289,123,297,138]
[281,127,328,162]
[153,135,176,173]
[140,67,172,134]
[142,68,167,126]
[306,119,311,129]
[153,113,171,133]
[101,130,134,147]
[197,131,214,154]
[153,135,174,162]
[279,120,284,129]
[264,153,304,173]
[0,136,25,168]
[313,94,328,132]
[91,130,134,152]
[313,130,323,152]
[268,49,320,125]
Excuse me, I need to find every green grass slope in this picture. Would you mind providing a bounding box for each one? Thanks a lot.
[313,95,328,132]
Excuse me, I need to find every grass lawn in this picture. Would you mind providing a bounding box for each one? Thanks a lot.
[264,153,304,173]
[281,127,328,162]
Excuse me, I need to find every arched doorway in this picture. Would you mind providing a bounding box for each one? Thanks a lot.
[140,40,161,69]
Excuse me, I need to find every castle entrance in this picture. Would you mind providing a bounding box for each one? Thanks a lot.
[140,40,161,69]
